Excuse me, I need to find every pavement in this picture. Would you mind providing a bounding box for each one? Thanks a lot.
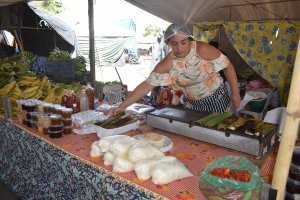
[95,56,152,91]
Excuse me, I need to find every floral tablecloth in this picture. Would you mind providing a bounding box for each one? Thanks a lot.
[0,120,278,200]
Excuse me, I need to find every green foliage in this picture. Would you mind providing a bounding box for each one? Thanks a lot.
[49,47,71,61]
[41,0,64,14]
[143,25,162,37]
[72,56,87,76]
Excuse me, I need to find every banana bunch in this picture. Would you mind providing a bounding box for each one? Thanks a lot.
[0,81,16,96]
[43,86,64,104]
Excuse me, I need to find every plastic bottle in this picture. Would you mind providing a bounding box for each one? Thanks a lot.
[61,89,68,107]
[85,82,95,110]
[80,88,89,112]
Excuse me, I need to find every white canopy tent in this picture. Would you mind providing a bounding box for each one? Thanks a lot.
[125,0,300,26]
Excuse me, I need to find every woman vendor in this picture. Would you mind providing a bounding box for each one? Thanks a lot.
[111,23,241,115]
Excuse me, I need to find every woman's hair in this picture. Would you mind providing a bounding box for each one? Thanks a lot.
[164,23,193,44]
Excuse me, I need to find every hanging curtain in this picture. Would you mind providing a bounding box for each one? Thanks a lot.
[194,21,300,105]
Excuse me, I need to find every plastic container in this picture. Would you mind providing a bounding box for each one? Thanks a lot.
[49,130,63,138]
[48,124,63,132]
[63,126,73,134]
[31,121,37,129]
[80,89,89,112]
[247,98,267,112]
[37,101,44,112]
[292,146,300,166]
[43,127,49,135]
[43,103,52,113]
[37,114,51,127]
[25,102,37,112]
[62,118,73,126]
[50,114,62,125]
[86,82,94,110]
[16,99,25,111]
[62,108,73,118]
[30,111,39,122]
[72,110,107,128]
[286,177,300,194]
[26,119,32,128]
[290,163,300,181]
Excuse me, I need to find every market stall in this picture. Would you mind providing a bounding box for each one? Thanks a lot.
[0,119,278,200]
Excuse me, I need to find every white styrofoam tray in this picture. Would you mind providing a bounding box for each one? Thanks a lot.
[73,120,139,138]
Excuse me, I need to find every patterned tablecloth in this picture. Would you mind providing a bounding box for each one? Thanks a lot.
[0,120,278,200]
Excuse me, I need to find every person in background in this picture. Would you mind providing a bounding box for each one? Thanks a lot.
[110,23,241,115]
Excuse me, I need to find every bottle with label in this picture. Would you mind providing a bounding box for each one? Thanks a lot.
[61,89,68,107]
[86,82,95,110]
[80,88,89,112]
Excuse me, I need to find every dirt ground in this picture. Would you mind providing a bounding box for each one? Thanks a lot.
[95,55,152,91]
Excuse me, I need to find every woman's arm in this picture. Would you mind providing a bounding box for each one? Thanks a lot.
[223,62,241,111]
[112,81,155,115]
[111,53,173,115]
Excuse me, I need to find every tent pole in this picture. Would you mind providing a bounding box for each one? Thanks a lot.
[88,0,95,87]
[271,36,300,199]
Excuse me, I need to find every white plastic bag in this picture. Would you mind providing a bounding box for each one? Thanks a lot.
[103,151,116,166]
[98,135,130,153]
[134,156,176,180]
[151,159,193,184]
[110,137,138,158]
[128,142,165,163]
[90,141,103,157]
[112,157,135,173]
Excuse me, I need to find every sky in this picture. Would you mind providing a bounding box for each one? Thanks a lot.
[60,0,169,42]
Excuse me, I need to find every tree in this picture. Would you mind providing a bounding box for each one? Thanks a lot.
[30,0,65,15]
[143,25,162,37]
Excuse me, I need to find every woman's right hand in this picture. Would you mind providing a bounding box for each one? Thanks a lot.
[104,105,125,116]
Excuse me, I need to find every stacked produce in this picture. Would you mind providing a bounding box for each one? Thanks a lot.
[0,53,83,118]
[195,113,277,137]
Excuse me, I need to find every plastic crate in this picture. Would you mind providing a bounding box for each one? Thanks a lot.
[44,60,75,81]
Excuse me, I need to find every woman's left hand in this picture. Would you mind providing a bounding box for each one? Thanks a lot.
[230,92,241,112]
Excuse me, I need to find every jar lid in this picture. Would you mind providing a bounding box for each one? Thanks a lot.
[63,108,73,113]
[50,114,62,120]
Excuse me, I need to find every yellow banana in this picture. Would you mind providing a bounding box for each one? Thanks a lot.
[23,76,38,81]
[40,76,49,89]
[30,78,41,87]
[46,82,52,93]
[23,85,40,95]
[43,92,56,103]
[18,79,33,87]
[23,90,37,99]
[0,81,16,96]
[32,89,43,100]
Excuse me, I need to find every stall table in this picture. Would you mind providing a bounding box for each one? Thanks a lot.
[0,120,277,200]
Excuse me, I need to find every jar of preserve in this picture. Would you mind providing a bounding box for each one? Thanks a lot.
[50,114,62,125]
[63,126,73,134]
[37,101,44,112]
[62,108,73,118]
[43,103,52,113]
[49,130,63,138]
[62,118,73,126]
[25,102,37,112]
[43,127,49,135]
[48,124,63,132]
